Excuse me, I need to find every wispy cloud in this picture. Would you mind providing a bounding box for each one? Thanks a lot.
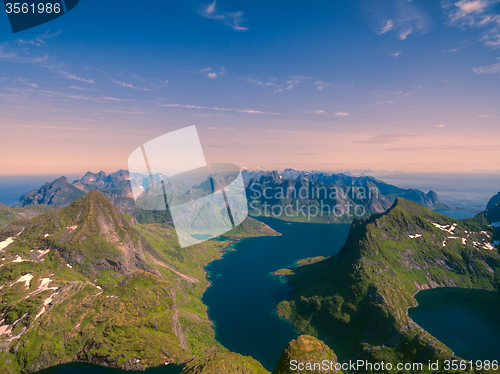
[206,126,235,130]
[39,89,134,103]
[0,45,48,63]
[69,86,98,91]
[479,113,500,118]
[198,66,225,79]
[379,19,395,34]
[301,110,350,116]
[354,134,418,144]
[390,51,402,57]
[60,70,95,84]
[302,110,326,114]
[201,1,248,31]
[473,59,500,75]
[387,144,499,152]
[442,0,500,48]
[17,30,62,47]
[14,78,38,88]
[109,78,153,91]
[243,77,281,88]
[373,85,421,104]
[159,102,280,115]
[314,80,331,91]
[373,0,429,40]
[14,124,94,131]
[442,46,464,53]
[264,129,311,135]
[243,75,330,92]
[286,76,312,90]
[400,85,421,97]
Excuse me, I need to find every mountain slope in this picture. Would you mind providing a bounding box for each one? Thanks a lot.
[246,170,447,223]
[17,176,86,207]
[0,191,278,373]
[4,190,164,280]
[0,203,54,228]
[485,191,500,223]
[182,352,270,374]
[277,198,500,368]
[273,335,341,374]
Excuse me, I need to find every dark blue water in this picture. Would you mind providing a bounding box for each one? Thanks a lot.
[202,217,351,371]
[409,288,500,361]
[434,209,478,220]
[0,175,80,207]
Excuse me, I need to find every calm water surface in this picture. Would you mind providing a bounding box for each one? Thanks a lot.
[434,209,478,219]
[409,288,500,361]
[203,216,351,370]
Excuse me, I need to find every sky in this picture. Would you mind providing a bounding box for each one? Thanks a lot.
[0,0,499,175]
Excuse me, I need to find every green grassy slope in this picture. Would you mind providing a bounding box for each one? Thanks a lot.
[0,203,54,228]
[277,199,500,371]
[0,191,278,373]
[182,352,270,374]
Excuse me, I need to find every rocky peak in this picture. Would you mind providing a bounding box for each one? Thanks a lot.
[80,171,107,184]
[273,335,339,374]
[486,191,500,223]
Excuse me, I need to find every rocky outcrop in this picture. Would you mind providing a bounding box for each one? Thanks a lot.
[273,335,340,374]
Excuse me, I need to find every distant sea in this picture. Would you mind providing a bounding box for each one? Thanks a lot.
[375,172,500,210]
[0,175,81,207]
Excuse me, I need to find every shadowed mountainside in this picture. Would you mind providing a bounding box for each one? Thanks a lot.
[277,198,500,370]
[0,191,278,373]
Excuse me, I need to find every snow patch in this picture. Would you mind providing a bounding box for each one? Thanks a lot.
[483,243,495,251]
[431,222,458,234]
[409,234,422,239]
[34,293,57,321]
[0,237,15,251]
[44,233,49,238]
[0,321,12,336]
[12,255,29,263]
[66,263,73,269]
[66,225,78,231]
[13,274,33,288]
[37,249,50,258]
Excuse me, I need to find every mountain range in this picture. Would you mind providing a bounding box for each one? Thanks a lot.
[13,169,448,226]
[245,169,447,223]
[1,172,498,373]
